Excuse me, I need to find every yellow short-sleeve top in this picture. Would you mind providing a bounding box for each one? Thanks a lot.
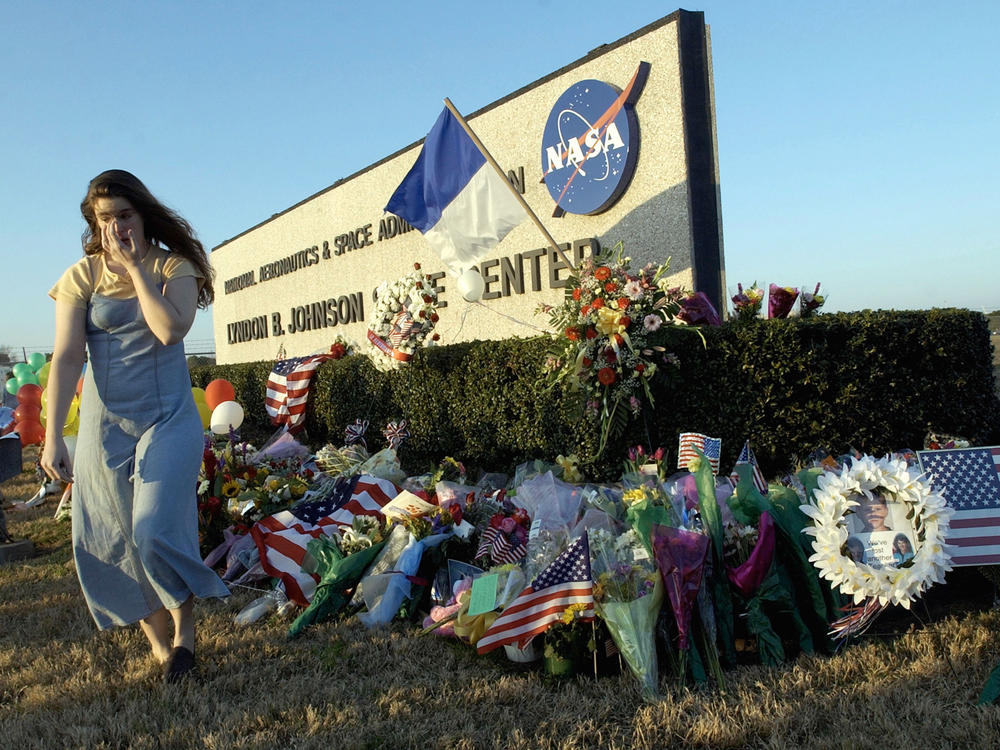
[49,246,204,309]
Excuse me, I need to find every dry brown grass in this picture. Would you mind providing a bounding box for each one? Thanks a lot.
[3,449,1000,749]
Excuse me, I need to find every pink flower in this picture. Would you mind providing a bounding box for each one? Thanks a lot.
[643,314,662,332]
[500,517,517,534]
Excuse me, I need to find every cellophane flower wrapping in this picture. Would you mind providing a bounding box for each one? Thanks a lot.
[730,282,764,322]
[677,291,722,327]
[650,523,709,652]
[590,527,663,701]
[767,284,799,319]
[287,534,386,638]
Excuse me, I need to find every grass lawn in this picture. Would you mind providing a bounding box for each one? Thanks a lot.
[3,447,1000,749]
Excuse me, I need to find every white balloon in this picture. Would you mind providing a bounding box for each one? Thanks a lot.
[456,267,485,302]
[210,400,245,434]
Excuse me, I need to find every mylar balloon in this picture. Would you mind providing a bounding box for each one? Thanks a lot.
[27,352,46,372]
[204,379,236,410]
[457,267,486,302]
[210,400,244,435]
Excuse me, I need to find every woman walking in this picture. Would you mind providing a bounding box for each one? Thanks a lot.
[41,170,228,683]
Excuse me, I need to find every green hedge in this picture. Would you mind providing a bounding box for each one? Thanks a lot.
[191,309,1000,480]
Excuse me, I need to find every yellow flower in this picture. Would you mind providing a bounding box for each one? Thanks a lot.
[221,479,241,498]
[556,454,583,483]
[622,488,647,506]
[594,306,625,336]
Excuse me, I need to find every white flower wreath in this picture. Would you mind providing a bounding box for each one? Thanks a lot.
[366,264,439,371]
[799,454,953,608]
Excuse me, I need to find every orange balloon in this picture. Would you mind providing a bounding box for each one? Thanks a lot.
[14,403,41,422]
[76,376,85,396]
[17,419,45,446]
[204,379,236,410]
[17,383,43,406]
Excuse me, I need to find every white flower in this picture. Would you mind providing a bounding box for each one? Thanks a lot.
[643,314,662,332]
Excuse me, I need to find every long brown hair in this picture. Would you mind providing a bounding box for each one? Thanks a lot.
[81,170,215,308]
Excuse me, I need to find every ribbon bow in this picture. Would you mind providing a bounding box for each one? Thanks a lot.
[383,419,410,450]
[345,418,368,447]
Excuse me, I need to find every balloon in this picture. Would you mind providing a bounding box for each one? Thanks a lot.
[5,379,18,396]
[457,267,485,302]
[17,418,45,446]
[195,400,212,430]
[210,400,244,435]
[63,412,80,437]
[191,386,207,403]
[14,403,41,422]
[76,376,85,396]
[204,379,235,410]
[27,352,46,372]
[12,363,31,379]
[16,371,39,387]
[38,361,51,389]
[17,383,42,406]
[66,396,79,425]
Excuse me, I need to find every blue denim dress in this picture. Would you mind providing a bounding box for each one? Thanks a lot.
[73,292,229,629]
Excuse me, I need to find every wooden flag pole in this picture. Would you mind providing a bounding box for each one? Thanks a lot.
[443,97,576,271]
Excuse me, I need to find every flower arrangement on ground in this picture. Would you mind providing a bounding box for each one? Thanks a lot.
[541,241,689,454]
[590,527,663,700]
[543,602,596,676]
[367,263,440,371]
[799,454,953,637]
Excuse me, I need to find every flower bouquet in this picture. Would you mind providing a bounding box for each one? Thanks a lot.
[730,282,764,322]
[799,283,825,318]
[768,284,799,319]
[542,603,596,677]
[367,263,440,371]
[589,527,663,700]
[541,241,688,455]
[287,515,388,638]
[474,497,530,568]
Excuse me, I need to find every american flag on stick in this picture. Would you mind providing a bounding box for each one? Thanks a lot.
[678,432,721,474]
[476,533,594,654]
[250,474,400,604]
[265,354,333,431]
[729,440,768,494]
[918,446,1000,566]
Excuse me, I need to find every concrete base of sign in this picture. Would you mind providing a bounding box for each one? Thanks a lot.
[0,539,34,564]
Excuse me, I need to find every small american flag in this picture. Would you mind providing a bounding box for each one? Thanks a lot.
[475,526,527,566]
[265,354,332,431]
[729,440,768,494]
[918,446,1000,566]
[678,432,721,474]
[388,308,416,348]
[476,533,594,654]
[250,474,400,604]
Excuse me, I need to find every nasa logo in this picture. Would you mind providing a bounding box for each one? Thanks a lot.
[540,62,650,217]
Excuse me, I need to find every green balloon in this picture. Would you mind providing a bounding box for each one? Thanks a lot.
[28,352,46,372]
[16,371,39,387]
[12,363,30,379]
[4,379,17,395]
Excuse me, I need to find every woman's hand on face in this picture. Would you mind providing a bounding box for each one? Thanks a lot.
[102,219,141,271]
[40,437,74,483]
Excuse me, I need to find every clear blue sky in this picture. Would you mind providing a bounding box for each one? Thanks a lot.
[3,1,998,358]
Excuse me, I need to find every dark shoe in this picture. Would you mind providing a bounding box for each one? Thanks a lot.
[163,646,196,684]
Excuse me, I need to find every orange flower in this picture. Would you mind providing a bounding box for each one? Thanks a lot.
[594,266,611,281]
[604,282,617,293]
[592,298,606,310]
[566,327,580,341]
[597,367,617,385]
[617,297,629,310]
[580,304,591,316]
[572,288,582,301]
[585,327,597,339]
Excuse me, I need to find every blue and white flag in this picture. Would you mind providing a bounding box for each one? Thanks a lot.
[385,107,526,273]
